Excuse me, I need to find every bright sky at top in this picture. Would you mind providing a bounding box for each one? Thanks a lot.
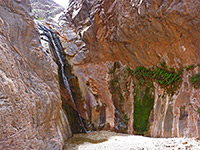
[54,0,69,8]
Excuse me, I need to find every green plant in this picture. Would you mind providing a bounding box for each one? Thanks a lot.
[132,66,152,85]
[197,108,200,113]
[169,67,175,72]
[159,62,167,69]
[153,68,180,86]
[185,65,195,71]
[109,62,120,74]
[38,17,43,21]
[32,9,35,13]
[133,87,154,135]
[125,66,131,77]
[190,73,200,88]
[177,68,183,75]
[132,65,182,93]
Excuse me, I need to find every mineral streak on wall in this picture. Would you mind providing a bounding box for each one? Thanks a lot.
[0,1,199,150]
[58,0,200,137]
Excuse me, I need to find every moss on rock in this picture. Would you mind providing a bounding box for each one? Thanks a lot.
[133,85,154,135]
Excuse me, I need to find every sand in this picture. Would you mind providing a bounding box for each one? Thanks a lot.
[64,131,200,150]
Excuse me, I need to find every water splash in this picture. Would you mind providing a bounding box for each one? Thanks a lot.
[39,24,88,133]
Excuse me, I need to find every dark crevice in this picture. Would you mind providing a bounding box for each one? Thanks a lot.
[39,24,88,133]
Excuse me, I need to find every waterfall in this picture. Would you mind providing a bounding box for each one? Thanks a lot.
[39,24,88,133]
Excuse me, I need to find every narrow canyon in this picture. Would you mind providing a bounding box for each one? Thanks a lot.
[0,0,200,149]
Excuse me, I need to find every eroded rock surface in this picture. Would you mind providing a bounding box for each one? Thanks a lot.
[0,0,71,149]
[31,0,64,20]
[58,0,200,137]
[61,0,200,66]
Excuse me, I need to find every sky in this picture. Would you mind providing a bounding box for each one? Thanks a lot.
[54,0,69,8]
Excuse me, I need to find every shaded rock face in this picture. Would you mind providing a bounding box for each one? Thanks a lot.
[58,0,200,137]
[0,0,71,149]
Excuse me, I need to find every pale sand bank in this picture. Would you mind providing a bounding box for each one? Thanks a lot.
[64,131,200,150]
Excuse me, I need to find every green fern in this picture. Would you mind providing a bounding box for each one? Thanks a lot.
[132,65,182,93]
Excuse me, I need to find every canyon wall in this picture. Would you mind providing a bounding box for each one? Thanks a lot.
[58,0,200,137]
[0,0,71,149]
[0,1,199,150]
[30,0,64,20]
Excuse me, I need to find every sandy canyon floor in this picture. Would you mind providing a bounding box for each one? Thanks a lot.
[64,131,200,150]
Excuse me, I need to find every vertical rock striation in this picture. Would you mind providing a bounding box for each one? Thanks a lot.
[0,0,71,149]
[58,0,200,137]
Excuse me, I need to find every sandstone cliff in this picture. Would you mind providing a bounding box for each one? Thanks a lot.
[0,0,71,149]
[0,1,200,150]
[58,0,200,137]
[31,0,64,20]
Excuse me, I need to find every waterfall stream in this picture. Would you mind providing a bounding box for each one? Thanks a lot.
[39,24,88,133]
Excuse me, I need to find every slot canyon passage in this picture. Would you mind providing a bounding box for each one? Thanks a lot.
[0,0,200,149]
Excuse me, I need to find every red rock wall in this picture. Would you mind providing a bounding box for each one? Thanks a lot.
[150,68,200,137]
[0,0,71,149]
[59,0,200,137]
